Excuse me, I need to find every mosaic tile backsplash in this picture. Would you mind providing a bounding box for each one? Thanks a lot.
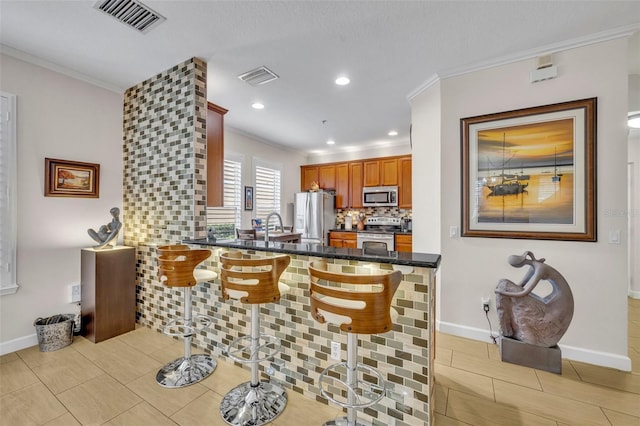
[122,58,433,425]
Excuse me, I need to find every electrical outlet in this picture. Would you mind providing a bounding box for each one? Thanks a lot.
[481,297,490,312]
[330,341,341,360]
[70,284,81,303]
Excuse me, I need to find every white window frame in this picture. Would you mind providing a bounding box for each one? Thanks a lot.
[253,158,282,229]
[1,92,18,296]
[206,153,242,237]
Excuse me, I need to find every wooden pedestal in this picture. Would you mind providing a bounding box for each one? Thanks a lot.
[81,246,136,343]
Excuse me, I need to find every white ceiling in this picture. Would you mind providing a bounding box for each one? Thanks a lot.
[1,1,639,155]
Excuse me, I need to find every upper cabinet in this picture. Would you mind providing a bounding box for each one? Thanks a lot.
[318,165,336,190]
[301,166,319,191]
[206,102,228,207]
[300,155,411,209]
[335,163,349,209]
[398,156,412,208]
[363,158,398,187]
[349,162,363,209]
[300,164,337,191]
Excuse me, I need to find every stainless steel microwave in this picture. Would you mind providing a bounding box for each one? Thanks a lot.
[362,186,398,207]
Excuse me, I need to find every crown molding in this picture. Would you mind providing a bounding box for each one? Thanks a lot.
[406,74,441,102]
[407,24,640,101]
[0,44,124,94]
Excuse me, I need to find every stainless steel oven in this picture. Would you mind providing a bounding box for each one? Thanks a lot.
[356,232,395,251]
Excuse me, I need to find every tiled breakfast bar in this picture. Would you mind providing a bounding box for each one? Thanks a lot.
[173,239,440,426]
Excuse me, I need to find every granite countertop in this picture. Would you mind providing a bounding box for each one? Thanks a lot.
[186,238,440,269]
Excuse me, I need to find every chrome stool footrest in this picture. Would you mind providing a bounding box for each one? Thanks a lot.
[318,361,386,409]
[162,314,213,338]
[226,333,282,364]
[220,380,288,426]
[322,418,374,426]
[156,354,217,388]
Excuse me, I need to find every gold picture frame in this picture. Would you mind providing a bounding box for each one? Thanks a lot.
[44,158,100,198]
[461,98,596,241]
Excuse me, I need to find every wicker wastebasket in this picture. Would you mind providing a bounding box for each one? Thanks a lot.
[33,314,75,352]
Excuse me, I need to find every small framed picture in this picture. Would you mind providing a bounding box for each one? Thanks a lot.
[244,186,253,211]
[44,158,100,198]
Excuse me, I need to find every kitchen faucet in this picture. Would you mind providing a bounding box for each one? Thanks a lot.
[264,212,284,242]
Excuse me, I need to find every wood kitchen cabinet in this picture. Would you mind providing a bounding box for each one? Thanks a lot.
[363,158,398,187]
[318,165,336,190]
[301,166,319,191]
[206,102,228,207]
[301,155,410,208]
[329,231,357,248]
[349,162,364,208]
[395,234,413,252]
[398,156,412,208]
[335,163,349,209]
[300,164,337,192]
[363,160,380,187]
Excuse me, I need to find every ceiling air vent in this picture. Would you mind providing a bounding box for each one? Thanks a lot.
[238,66,279,86]
[94,0,166,34]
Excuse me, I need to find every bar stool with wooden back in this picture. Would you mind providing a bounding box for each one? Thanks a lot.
[218,251,291,426]
[156,244,218,388]
[308,260,402,426]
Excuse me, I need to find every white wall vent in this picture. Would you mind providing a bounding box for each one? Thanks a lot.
[238,66,279,86]
[94,0,166,34]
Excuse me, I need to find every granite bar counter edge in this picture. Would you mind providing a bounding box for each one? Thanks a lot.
[185,238,441,269]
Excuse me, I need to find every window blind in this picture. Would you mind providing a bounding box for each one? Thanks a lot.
[255,164,281,229]
[207,158,241,239]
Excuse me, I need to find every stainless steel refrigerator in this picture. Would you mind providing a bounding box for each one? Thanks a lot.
[294,191,336,244]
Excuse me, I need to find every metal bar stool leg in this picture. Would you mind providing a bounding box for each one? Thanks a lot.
[156,288,217,388]
[346,333,358,425]
[220,304,288,425]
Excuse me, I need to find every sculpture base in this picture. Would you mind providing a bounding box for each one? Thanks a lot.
[500,336,562,374]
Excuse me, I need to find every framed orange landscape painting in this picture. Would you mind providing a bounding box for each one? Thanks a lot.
[45,158,100,198]
[461,98,596,241]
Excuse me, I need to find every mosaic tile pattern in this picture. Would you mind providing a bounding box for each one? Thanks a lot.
[122,57,208,327]
[122,58,433,425]
[336,207,412,226]
[199,249,434,426]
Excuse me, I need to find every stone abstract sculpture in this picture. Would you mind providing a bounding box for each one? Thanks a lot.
[87,207,122,249]
[495,251,573,348]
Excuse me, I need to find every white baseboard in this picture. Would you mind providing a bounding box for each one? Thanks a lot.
[629,289,640,299]
[437,320,632,372]
[0,334,38,356]
[437,320,497,344]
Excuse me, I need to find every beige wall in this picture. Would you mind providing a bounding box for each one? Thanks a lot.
[412,37,631,370]
[0,54,123,353]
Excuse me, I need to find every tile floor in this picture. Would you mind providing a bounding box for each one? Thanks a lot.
[0,298,638,426]
[434,297,640,425]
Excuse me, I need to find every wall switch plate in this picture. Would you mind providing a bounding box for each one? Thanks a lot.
[449,226,458,238]
[70,284,81,303]
[330,341,341,360]
[608,229,621,244]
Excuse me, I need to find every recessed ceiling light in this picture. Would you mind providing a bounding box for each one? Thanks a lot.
[251,102,265,109]
[388,130,398,136]
[335,76,350,86]
[326,140,335,145]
